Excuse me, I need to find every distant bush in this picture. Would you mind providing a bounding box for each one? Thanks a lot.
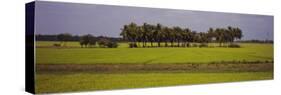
[97,39,108,47]
[129,43,137,48]
[97,38,118,48]
[228,43,240,48]
[53,43,61,47]
[107,41,118,48]
[98,38,118,48]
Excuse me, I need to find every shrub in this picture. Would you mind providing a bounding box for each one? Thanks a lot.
[107,41,118,48]
[228,43,240,48]
[53,43,61,47]
[97,38,118,48]
[129,43,137,48]
[97,38,110,47]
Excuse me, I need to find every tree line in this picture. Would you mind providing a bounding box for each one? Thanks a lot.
[237,40,273,43]
[36,34,122,42]
[36,34,119,48]
[79,34,118,48]
[120,22,243,48]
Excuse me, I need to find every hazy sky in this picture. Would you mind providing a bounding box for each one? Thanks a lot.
[35,1,273,40]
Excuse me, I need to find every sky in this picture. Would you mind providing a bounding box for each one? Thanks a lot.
[35,1,273,40]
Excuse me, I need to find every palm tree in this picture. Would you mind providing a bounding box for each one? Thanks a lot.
[123,22,138,47]
[207,28,215,42]
[136,26,144,47]
[162,27,170,47]
[120,23,138,48]
[207,28,216,47]
[120,22,243,48]
[148,24,156,47]
[155,23,163,47]
[120,25,129,42]
[189,31,197,46]
[214,28,225,47]
[225,26,243,47]
[142,23,149,47]
[173,26,183,47]
[182,28,192,47]
[233,27,243,41]
[168,27,175,47]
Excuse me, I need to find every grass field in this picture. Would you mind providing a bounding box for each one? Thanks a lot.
[36,72,272,93]
[36,41,273,64]
[35,41,274,94]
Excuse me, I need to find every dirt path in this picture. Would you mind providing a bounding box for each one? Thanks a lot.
[36,63,273,73]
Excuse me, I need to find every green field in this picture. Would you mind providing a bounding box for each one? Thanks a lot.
[36,72,272,93]
[35,41,274,94]
[36,41,273,64]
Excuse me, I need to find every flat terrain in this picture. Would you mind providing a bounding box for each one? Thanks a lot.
[36,41,273,64]
[35,41,274,94]
[36,72,272,93]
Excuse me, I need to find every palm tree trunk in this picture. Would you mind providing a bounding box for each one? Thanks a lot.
[144,41,147,47]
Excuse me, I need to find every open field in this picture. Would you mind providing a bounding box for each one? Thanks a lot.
[36,72,273,93]
[36,41,273,64]
[35,41,274,93]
